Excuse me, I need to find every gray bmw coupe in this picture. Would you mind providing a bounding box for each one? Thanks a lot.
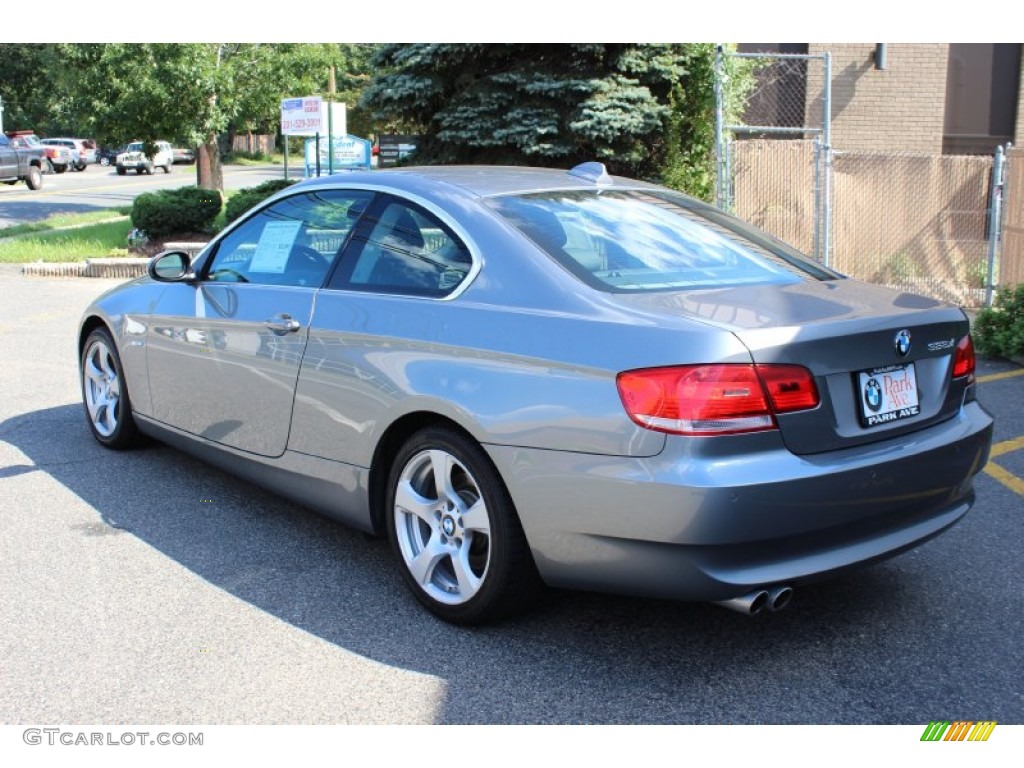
[79,163,994,624]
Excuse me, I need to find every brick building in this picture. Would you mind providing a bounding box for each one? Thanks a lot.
[737,43,1022,155]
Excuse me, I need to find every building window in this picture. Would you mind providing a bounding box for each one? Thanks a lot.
[943,43,1021,155]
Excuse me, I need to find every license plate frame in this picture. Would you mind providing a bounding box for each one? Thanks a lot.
[857,363,921,428]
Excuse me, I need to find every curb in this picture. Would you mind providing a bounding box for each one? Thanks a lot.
[19,243,207,280]
[22,258,151,279]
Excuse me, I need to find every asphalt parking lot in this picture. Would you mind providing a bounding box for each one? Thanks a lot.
[1,265,1022,725]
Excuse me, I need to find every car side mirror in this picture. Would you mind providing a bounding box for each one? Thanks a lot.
[149,251,196,282]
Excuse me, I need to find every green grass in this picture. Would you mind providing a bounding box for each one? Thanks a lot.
[0,208,132,238]
[224,151,287,166]
[0,219,134,263]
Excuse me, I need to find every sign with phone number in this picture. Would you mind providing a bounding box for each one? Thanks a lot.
[280,97,323,136]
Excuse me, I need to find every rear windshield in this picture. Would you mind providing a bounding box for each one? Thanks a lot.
[487,189,837,292]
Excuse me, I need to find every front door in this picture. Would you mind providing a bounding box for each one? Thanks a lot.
[146,188,374,457]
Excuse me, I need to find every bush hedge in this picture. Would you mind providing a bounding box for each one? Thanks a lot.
[224,179,297,224]
[131,187,223,238]
[973,284,1024,360]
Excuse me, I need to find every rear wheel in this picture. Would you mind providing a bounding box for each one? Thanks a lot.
[385,426,542,624]
[100,156,110,167]
[116,165,127,176]
[25,166,43,190]
[54,164,66,174]
[80,328,141,449]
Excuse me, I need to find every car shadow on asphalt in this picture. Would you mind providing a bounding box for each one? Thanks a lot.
[0,403,981,724]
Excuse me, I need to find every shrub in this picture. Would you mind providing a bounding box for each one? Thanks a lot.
[131,187,223,238]
[224,179,297,224]
[973,284,1024,359]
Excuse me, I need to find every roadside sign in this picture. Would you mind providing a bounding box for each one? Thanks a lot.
[281,96,323,136]
[378,135,418,168]
[304,135,372,176]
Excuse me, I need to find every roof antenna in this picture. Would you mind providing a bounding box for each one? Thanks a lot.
[568,162,611,185]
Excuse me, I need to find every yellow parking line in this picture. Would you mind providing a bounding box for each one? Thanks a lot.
[990,436,1024,458]
[984,462,1024,495]
[977,368,1024,383]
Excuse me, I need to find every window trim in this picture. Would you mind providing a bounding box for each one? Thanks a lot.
[194,184,483,301]
[327,192,477,299]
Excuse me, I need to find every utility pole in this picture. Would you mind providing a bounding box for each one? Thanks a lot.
[327,66,336,175]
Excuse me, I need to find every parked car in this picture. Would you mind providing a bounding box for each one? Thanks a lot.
[0,133,46,189]
[7,133,72,173]
[78,163,994,625]
[97,145,126,167]
[116,140,173,175]
[40,138,92,171]
[172,146,196,164]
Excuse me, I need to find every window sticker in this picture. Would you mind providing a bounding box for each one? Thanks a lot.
[249,221,302,274]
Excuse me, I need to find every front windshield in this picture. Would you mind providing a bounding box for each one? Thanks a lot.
[488,189,838,292]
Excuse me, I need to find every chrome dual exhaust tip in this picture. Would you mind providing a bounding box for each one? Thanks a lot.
[714,585,793,615]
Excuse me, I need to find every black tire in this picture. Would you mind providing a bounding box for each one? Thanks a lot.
[74,162,86,172]
[116,165,127,176]
[54,164,67,174]
[385,426,542,625]
[80,328,142,449]
[25,165,43,191]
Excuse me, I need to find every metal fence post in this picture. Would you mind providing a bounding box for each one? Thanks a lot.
[714,45,726,209]
[724,137,734,212]
[813,139,822,261]
[986,144,1008,307]
[821,52,832,268]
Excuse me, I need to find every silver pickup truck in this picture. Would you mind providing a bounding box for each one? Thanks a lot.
[0,133,46,190]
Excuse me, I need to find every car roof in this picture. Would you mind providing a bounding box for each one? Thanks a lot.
[296,164,662,200]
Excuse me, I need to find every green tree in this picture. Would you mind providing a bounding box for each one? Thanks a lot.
[362,43,738,196]
[60,43,365,190]
[0,44,64,134]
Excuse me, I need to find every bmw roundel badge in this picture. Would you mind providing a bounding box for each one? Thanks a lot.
[864,378,883,412]
[894,329,911,357]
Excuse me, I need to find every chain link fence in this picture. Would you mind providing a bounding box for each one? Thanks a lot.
[830,150,995,306]
[715,47,1013,307]
[1001,146,1024,288]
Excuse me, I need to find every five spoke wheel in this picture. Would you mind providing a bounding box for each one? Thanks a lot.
[386,427,541,624]
[80,328,140,449]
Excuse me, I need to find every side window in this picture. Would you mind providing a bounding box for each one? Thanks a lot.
[205,190,373,287]
[333,197,473,297]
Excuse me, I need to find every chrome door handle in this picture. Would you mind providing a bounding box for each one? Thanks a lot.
[264,315,301,334]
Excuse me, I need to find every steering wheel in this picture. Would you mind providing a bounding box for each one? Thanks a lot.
[209,267,249,283]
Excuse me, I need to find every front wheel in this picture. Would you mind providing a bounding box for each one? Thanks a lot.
[100,156,110,167]
[80,328,141,449]
[385,426,541,624]
[25,165,43,190]
[116,165,127,176]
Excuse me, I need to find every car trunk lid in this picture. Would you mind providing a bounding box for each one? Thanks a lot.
[613,278,973,455]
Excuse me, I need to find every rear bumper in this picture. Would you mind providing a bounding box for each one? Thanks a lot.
[485,401,993,601]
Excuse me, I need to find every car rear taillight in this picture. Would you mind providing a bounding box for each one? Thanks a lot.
[616,364,819,436]
[952,334,975,381]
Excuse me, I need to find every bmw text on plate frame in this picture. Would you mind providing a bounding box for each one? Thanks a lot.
[77,162,994,625]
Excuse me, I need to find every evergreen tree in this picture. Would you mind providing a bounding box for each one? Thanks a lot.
[362,43,728,196]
